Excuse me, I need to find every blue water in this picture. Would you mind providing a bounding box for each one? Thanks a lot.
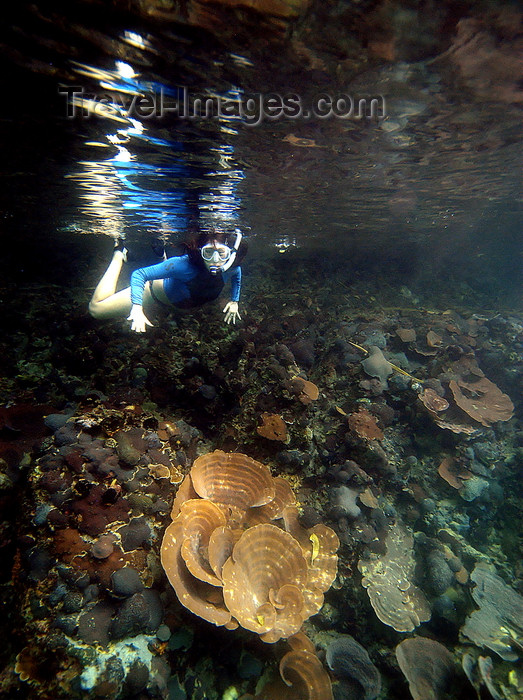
[1,3,521,305]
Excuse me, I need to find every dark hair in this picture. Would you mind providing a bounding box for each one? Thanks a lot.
[184,228,248,269]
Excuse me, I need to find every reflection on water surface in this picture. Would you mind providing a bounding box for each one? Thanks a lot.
[1,1,521,285]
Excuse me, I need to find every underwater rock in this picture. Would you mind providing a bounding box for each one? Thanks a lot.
[143,431,162,450]
[290,338,316,368]
[198,384,217,401]
[111,567,145,597]
[71,484,131,536]
[459,475,490,502]
[276,449,310,471]
[131,366,148,388]
[424,551,454,596]
[167,419,201,448]
[299,505,323,529]
[91,534,117,559]
[330,485,361,519]
[54,424,80,447]
[78,601,116,646]
[361,329,388,350]
[26,547,53,582]
[39,468,72,494]
[44,412,74,431]
[54,614,79,636]
[109,590,163,640]
[115,428,144,467]
[359,377,387,396]
[122,659,150,695]
[117,517,152,551]
[76,636,155,697]
[274,343,296,366]
[347,407,384,441]
[325,634,381,700]
[61,590,85,614]
[366,442,395,475]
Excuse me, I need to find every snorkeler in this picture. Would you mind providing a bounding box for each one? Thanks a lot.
[88,230,246,332]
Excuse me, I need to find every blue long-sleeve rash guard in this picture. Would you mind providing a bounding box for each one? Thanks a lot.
[130,254,241,308]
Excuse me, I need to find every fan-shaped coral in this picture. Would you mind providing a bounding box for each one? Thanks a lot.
[289,377,319,404]
[160,451,339,645]
[358,521,431,633]
[161,519,233,628]
[242,644,334,699]
[396,637,456,700]
[279,649,333,700]
[222,523,309,642]
[191,450,275,513]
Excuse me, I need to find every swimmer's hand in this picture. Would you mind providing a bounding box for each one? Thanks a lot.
[223,301,241,325]
[127,304,154,333]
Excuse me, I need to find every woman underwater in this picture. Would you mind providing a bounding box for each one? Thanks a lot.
[88,229,246,332]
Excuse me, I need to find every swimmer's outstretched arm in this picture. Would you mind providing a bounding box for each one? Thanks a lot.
[127,257,189,333]
[222,266,242,325]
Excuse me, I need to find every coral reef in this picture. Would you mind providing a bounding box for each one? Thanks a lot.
[0,253,521,699]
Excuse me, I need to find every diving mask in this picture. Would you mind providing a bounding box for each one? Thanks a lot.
[201,230,242,274]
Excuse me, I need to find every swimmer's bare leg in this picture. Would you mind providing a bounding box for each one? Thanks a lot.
[88,247,132,319]
[88,247,161,321]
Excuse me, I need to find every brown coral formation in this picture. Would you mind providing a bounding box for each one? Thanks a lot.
[161,451,339,643]
[257,412,288,441]
[289,377,319,404]
[437,456,473,490]
[426,330,443,348]
[358,521,431,633]
[190,450,275,513]
[449,375,514,427]
[279,649,333,699]
[347,407,384,441]
[419,356,514,434]
[222,523,309,642]
[396,327,416,343]
[419,388,449,413]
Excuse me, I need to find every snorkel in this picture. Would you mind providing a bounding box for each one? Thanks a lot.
[221,229,242,272]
